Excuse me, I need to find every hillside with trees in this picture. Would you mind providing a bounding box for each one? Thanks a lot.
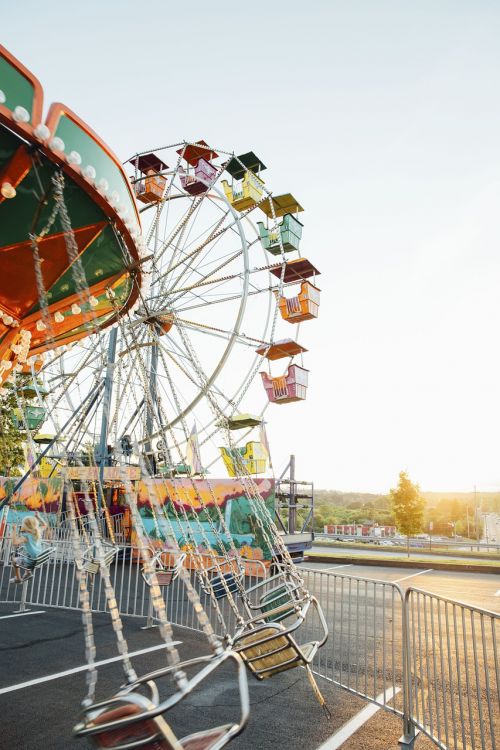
[313,487,498,536]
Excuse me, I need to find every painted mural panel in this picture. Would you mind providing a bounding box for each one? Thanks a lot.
[0,476,62,519]
[136,478,276,561]
[0,476,276,561]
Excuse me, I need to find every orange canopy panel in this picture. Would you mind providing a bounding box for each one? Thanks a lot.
[0,223,106,319]
[177,140,218,166]
[269,258,320,283]
[255,339,308,361]
[258,193,304,219]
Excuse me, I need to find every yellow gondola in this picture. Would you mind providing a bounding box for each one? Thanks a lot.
[220,442,267,476]
[221,151,266,211]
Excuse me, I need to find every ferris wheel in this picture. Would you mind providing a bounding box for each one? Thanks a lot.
[33,139,321,479]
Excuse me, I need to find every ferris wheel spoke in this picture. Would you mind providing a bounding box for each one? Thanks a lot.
[153,258,280,309]
[160,212,230,296]
[173,318,267,348]
[157,212,225,289]
[161,194,209,284]
[165,237,268,310]
[171,283,276,315]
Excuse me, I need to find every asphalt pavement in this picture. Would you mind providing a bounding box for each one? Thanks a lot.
[300,559,500,612]
[0,558,497,749]
[0,606,416,750]
[311,543,500,564]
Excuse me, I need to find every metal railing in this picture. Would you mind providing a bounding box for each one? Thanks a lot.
[0,538,268,635]
[1,542,498,750]
[405,587,499,750]
[300,567,406,717]
[315,534,500,554]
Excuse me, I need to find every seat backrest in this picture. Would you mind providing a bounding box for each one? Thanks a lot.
[234,625,304,678]
[260,585,296,623]
[32,546,55,568]
[87,702,182,750]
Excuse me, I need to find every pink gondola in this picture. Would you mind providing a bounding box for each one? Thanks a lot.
[177,140,218,196]
[179,158,217,196]
[260,364,309,404]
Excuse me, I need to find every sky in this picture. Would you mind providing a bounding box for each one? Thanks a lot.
[3,0,500,492]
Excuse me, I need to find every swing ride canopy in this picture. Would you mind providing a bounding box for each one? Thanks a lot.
[0,45,143,383]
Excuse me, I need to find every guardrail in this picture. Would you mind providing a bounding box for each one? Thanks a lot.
[404,587,499,750]
[316,534,500,553]
[300,567,406,717]
[0,542,498,749]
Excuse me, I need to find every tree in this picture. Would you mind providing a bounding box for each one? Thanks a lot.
[0,386,24,477]
[390,471,425,557]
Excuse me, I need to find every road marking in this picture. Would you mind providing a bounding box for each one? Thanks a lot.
[495,590,500,597]
[318,564,353,573]
[315,687,401,749]
[0,610,45,620]
[0,641,181,695]
[393,569,433,583]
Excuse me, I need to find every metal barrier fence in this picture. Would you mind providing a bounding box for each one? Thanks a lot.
[405,587,499,750]
[0,538,267,635]
[300,567,406,718]
[0,542,498,750]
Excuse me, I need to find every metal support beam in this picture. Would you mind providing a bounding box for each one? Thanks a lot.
[288,454,296,535]
[97,327,118,510]
[143,340,159,474]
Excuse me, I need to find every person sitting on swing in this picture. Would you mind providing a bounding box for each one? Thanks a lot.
[10,511,47,583]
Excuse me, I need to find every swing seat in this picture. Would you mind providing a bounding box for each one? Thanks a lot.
[199,557,244,601]
[220,171,265,211]
[257,213,304,255]
[243,568,303,622]
[202,571,242,600]
[87,700,233,750]
[75,652,249,750]
[87,700,180,749]
[15,543,55,572]
[179,158,217,196]
[233,623,317,680]
[232,595,329,680]
[260,364,309,404]
[275,281,320,324]
[260,585,297,623]
[80,543,118,575]
[142,550,186,588]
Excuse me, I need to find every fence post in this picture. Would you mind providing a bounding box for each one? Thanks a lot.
[13,578,30,614]
[399,588,419,749]
[140,590,157,630]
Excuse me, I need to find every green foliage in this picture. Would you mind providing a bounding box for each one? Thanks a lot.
[390,471,425,537]
[425,496,483,538]
[316,485,498,539]
[0,387,24,476]
[313,500,395,531]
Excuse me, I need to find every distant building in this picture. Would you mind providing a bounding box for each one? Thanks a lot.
[324,523,396,537]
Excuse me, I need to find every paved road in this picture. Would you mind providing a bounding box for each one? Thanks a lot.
[301,558,500,612]
[0,606,416,750]
[484,512,500,544]
[311,543,500,564]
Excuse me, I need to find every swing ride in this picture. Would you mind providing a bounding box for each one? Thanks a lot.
[0,43,327,748]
